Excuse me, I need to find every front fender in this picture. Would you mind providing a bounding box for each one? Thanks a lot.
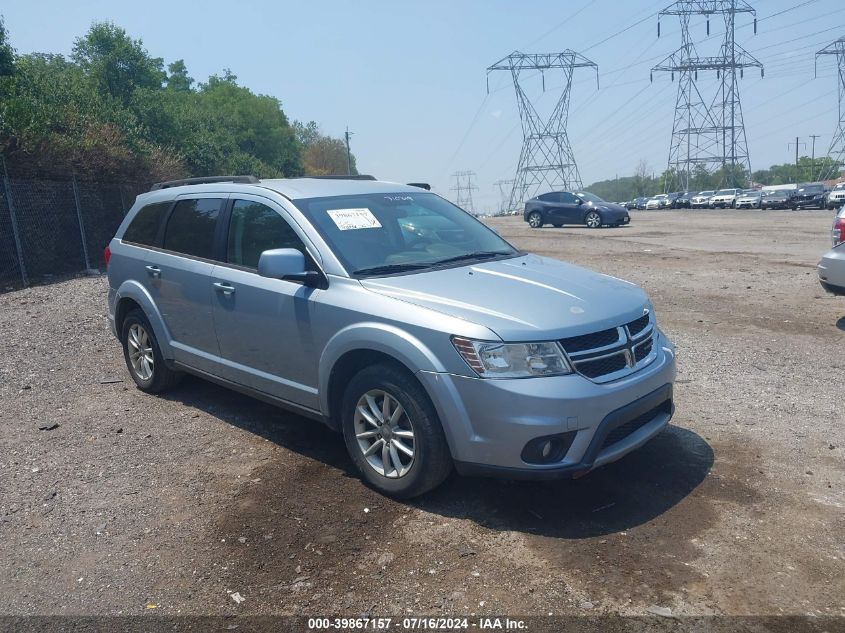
[114,280,174,360]
[318,322,448,414]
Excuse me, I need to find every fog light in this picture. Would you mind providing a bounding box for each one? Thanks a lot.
[521,431,577,465]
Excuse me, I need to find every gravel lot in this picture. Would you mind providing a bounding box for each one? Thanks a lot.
[0,209,842,619]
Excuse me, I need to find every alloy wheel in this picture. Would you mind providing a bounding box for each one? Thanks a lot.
[528,212,542,228]
[353,390,416,478]
[127,323,154,381]
[585,211,602,228]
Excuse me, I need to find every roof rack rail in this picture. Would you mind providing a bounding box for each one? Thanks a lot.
[407,182,431,190]
[294,174,377,181]
[150,175,259,191]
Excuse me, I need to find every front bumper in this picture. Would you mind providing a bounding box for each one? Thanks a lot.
[794,197,825,208]
[418,329,677,478]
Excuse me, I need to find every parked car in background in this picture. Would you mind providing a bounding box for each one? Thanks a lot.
[636,197,649,210]
[792,183,827,210]
[709,188,741,208]
[624,199,638,210]
[690,191,714,208]
[735,190,761,209]
[524,191,630,228]
[760,189,794,210]
[673,192,693,208]
[106,175,675,497]
[826,182,845,210]
[645,194,670,209]
[817,207,845,296]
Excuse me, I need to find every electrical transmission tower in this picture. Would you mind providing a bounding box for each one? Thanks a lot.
[816,36,845,181]
[652,0,763,191]
[487,51,598,211]
[451,170,478,214]
[493,178,514,215]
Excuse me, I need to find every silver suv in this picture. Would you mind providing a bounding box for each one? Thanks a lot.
[106,176,677,497]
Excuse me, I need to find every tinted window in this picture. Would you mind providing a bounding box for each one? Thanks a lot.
[538,193,558,202]
[123,202,170,246]
[163,198,222,259]
[560,192,577,204]
[227,200,306,269]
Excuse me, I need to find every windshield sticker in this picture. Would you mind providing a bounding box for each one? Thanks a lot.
[327,208,382,231]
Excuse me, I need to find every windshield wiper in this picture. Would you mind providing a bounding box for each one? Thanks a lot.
[432,251,512,265]
[353,262,434,277]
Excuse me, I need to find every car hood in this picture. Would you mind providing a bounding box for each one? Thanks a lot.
[360,254,649,340]
[593,202,628,214]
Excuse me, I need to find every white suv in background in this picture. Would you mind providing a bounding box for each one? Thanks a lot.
[709,188,741,208]
[827,182,845,210]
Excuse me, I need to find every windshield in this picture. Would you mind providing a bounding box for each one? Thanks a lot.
[798,185,823,193]
[698,191,714,196]
[715,189,735,195]
[834,183,845,191]
[576,192,605,203]
[765,190,790,197]
[291,192,518,276]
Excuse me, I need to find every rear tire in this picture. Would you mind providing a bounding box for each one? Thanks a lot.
[121,309,182,393]
[341,363,452,498]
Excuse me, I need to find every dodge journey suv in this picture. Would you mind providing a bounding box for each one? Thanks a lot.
[106,175,676,497]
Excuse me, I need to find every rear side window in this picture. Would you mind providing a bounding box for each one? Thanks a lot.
[163,198,223,259]
[123,202,170,246]
[227,200,306,269]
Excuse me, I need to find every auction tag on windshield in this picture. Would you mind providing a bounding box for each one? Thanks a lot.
[327,208,382,231]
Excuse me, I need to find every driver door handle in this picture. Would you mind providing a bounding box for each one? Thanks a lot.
[145,265,161,278]
[213,282,235,296]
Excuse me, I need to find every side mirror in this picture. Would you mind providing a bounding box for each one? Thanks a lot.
[258,248,321,287]
[576,198,584,205]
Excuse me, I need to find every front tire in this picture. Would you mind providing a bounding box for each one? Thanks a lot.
[584,210,602,228]
[121,309,181,393]
[527,211,544,228]
[341,364,452,498]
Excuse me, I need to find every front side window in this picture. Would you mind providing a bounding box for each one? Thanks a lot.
[292,192,518,276]
[227,200,306,269]
[163,198,222,259]
[123,202,171,246]
[560,192,577,204]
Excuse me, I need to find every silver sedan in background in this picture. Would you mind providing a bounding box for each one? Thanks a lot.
[817,207,845,296]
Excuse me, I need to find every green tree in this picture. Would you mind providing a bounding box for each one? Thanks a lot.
[71,22,165,105]
[166,59,193,91]
[0,16,14,76]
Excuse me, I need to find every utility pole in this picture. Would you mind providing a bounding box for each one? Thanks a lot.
[789,137,805,167]
[810,134,821,180]
[344,127,353,175]
[487,51,598,210]
[652,0,762,190]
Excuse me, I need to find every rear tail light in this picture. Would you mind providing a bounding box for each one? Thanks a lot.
[103,245,111,267]
[833,218,845,247]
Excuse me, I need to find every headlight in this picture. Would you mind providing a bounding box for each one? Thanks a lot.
[451,336,572,378]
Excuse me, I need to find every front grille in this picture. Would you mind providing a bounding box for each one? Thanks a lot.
[559,312,656,382]
[600,400,672,451]
[577,354,628,379]
[559,328,618,353]
[626,314,649,337]
[635,338,653,361]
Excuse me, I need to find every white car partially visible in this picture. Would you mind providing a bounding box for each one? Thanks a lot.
[817,207,845,296]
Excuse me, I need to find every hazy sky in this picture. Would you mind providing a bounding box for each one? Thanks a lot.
[3,0,843,210]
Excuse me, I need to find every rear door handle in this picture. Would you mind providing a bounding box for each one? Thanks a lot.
[213,282,235,296]
[145,265,161,278]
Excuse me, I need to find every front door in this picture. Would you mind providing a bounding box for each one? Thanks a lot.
[210,196,322,410]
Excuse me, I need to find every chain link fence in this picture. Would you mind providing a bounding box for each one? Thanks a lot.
[0,167,148,290]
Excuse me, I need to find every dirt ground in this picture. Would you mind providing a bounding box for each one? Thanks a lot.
[0,209,843,620]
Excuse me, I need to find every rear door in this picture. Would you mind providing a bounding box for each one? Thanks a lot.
[210,195,322,410]
[146,194,226,374]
